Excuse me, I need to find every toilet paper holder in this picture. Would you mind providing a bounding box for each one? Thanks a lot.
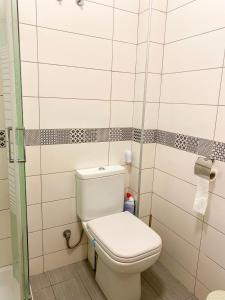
[194,157,216,181]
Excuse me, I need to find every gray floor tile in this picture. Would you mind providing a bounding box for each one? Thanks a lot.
[33,286,55,300]
[142,263,192,300]
[141,278,162,300]
[72,260,106,300]
[47,264,76,285]
[53,277,91,300]
[30,273,51,292]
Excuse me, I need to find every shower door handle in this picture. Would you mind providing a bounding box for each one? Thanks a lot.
[7,127,26,163]
[7,127,14,163]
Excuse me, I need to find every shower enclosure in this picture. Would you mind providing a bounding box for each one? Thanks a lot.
[0,0,30,299]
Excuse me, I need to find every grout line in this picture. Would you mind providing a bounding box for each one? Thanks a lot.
[162,66,223,75]
[152,215,200,250]
[107,0,115,165]
[136,0,155,217]
[21,23,137,46]
[167,0,199,13]
[34,0,44,275]
[150,0,169,221]
[153,191,203,221]
[165,25,225,46]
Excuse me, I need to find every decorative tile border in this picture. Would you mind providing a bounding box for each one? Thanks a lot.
[0,130,6,148]
[1,128,225,163]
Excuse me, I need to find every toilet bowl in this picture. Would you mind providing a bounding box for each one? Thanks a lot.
[76,165,162,300]
[83,211,162,300]
[207,291,225,300]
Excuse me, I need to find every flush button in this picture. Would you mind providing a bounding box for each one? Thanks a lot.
[99,167,105,171]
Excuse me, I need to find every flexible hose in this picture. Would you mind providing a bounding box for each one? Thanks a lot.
[63,229,84,249]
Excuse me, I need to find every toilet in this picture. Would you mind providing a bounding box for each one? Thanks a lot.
[76,165,162,300]
[207,291,225,300]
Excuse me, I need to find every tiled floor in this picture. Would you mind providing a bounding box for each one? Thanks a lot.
[30,260,197,300]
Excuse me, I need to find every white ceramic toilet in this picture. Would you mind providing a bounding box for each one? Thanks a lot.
[76,165,162,300]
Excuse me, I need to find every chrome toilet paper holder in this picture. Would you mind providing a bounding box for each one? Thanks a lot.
[194,157,216,181]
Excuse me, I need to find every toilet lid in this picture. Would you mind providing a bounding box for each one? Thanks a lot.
[87,211,162,263]
[207,291,225,300]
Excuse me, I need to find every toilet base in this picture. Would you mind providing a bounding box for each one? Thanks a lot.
[96,257,141,300]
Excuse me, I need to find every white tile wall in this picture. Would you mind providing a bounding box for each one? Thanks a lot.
[19,0,139,274]
[151,1,225,297]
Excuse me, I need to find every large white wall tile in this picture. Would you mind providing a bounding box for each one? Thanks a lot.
[0,210,10,239]
[28,231,43,259]
[152,0,167,12]
[195,281,210,300]
[114,0,139,13]
[40,98,110,129]
[38,27,112,70]
[29,256,44,276]
[197,254,225,291]
[155,144,197,184]
[19,24,37,62]
[27,204,42,233]
[139,193,152,218]
[37,0,113,39]
[150,11,166,44]
[138,10,149,43]
[25,146,41,176]
[142,144,156,169]
[214,106,225,143]
[39,64,111,100]
[113,42,136,73]
[167,0,193,11]
[166,0,225,43]
[42,172,75,203]
[109,141,131,166]
[44,244,87,272]
[161,69,222,105]
[144,103,159,129]
[152,194,202,248]
[110,101,133,127]
[0,179,9,210]
[152,218,199,276]
[43,222,86,255]
[158,103,217,139]
[148,43,164,73]
[0,149,8,180]
[146,73,161,102]
[26,176,41,205]
[18,0,36,25]
[153,169,199,218]
[23,97,39,129]
[141,168,153,194]
[201,224,225,270]
[0,238,12,267]
[21,62,38,97]
[41,143,108,174]
[114,10,138,43]
[164,30,225,73]
[42,198,77,229]
[111,73,135,101]
[219,70,225,105]
[205,193,225,235]
[159,250,195,292]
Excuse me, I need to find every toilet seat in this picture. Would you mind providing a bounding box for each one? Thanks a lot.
[86,211,162,264]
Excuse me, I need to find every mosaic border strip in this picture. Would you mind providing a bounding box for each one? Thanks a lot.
[1,128,225,163]
[0,130,6,148]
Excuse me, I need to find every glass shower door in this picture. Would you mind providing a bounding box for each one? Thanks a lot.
[0,0,30,299]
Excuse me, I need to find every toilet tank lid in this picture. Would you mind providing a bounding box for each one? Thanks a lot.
[76,165,125,179]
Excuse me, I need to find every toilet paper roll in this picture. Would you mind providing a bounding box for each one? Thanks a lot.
[193,175,209,215]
